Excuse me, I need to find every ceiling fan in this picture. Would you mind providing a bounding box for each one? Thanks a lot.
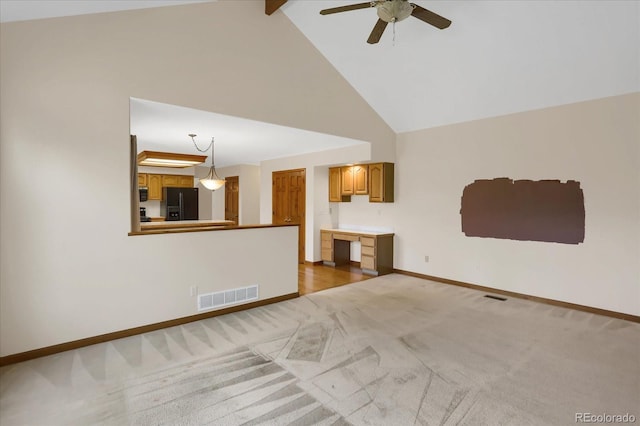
[320,0,452,44]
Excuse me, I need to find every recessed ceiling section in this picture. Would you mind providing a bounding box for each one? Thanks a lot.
[130,98,370,168]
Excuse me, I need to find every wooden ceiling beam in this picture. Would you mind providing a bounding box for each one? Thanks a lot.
[265,0,288,15]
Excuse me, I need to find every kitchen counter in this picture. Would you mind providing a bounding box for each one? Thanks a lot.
[140,220,235,231]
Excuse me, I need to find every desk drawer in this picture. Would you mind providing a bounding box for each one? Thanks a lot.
[333,233,359,242]
[321,239,333,249]
[361,245,375,256]
[361,255,375,270]
[361,236,375,247]
[321,232,332,242]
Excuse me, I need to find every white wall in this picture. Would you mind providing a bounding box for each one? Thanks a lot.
[212,164,261,224]
[0,1,394,356]
[341,94,639,316]
[195,165,213,220]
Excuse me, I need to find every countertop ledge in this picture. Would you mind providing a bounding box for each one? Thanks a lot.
[129,222,298,236]
[140,220,234,230]
[321,228,395,237]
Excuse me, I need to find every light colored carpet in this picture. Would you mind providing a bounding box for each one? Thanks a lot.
[1,274,638,425]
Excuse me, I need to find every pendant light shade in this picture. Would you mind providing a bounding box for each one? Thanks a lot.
[200,167,225,190]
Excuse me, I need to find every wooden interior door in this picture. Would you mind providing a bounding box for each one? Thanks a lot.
[225,176,239,225]
[272,169,306,263]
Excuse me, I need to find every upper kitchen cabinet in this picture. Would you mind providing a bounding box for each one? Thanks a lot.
[162,174,193,188]
[329,167,351,202]
[329,163,393,202]
[341,166,354,195]
[144,173,194,201]
[340,164,368,196]
[147,174,163,200]
[353,164,369,195]
[368,162,394,202]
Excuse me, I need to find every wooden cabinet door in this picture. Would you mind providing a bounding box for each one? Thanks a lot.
[178,175,194,187]
[273,169,306,263]
[147,174,162,200]
[341,166,354,195]
[138,173,147,187]
[328,167,342,202]
[225,176,239,225]
[161,174,180,187]
[369,163,394,202]
[353,165,368,195]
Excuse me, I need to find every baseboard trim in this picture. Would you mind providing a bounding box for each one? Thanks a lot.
[0,292,300,367]
[394,269,640,323]
[305,260,324,266]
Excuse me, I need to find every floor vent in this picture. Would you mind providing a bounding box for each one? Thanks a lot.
[198,285,259,312]
[484,295,507,301]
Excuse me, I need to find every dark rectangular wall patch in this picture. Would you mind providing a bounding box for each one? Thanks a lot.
[460,178,585,244]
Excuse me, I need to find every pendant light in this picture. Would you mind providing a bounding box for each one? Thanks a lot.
[189,134,225,191]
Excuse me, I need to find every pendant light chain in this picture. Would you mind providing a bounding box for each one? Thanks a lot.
[189,134,214,155]
[189,134,225,190]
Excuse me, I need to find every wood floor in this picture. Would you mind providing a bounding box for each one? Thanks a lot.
[298,262,372,295]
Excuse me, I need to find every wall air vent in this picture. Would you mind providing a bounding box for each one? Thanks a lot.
[198,285,259,312]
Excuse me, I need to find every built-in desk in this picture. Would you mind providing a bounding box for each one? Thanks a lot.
[320,229,394,276]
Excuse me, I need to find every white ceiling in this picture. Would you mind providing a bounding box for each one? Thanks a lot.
[282,0,639,132]
[3,0,639,162]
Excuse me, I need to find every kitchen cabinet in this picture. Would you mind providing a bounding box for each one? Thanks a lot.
[369,162,394,202]
[147,174,163,200]
[161,174,193,188]
[329,167,351,202]
[341,166,354,195]
[353,164,369,195]
[340,165,368,196]
[329,163,391,202]
[144,173,193,201]
[178,175,194,187]
[321,229,394,276]
[161,174,180,187]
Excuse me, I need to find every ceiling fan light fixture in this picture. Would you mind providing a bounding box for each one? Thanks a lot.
[377,0,414,22]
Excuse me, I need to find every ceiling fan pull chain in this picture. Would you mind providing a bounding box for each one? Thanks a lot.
[393,20,396,45]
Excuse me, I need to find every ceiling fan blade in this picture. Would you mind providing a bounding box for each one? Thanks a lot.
[320,2,374,15]
[265,0,287,15]
[367,19,388,44]
[410,4,451,29]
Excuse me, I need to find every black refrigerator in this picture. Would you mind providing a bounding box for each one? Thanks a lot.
[162,187,199,221]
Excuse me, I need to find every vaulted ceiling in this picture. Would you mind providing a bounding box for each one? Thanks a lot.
[2,0,638,153]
